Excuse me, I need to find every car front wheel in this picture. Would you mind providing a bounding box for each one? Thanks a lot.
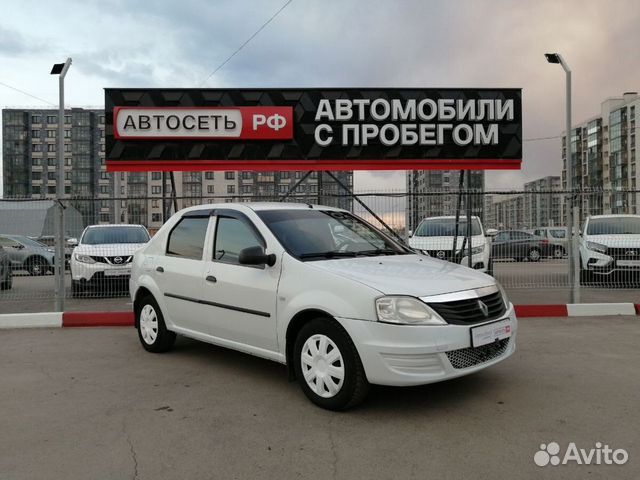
[293,318,369,410]
[136,295,176,353]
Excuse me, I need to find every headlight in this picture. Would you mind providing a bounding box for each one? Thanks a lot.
[586,241,607,254]
[495,281,510,309]
[375,296,445,325]
[471,244,484,255]
[74,253,95,264]
[419,249,430,256]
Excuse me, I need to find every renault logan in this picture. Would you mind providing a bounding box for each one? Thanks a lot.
[130,203,517,410]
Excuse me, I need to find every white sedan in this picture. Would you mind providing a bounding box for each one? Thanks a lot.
[130,203,516,410]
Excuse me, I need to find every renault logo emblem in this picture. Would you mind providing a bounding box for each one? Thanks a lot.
[436,250,446,259]
[477,300,489,318]
[626,250,637,256]
[113,256,123,264]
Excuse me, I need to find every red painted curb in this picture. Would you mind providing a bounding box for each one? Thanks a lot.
[514,304,568,318]
[63,311,134,327]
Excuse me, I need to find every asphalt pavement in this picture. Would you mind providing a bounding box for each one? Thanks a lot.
[1,317,638,479]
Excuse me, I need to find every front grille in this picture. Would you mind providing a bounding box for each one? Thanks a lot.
[425,249,454,261]
[90,255,132,265]
[607,247,640,260]
[427,291,506,325]
[446,338,510,369]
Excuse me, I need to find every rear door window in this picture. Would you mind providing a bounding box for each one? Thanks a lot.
[166,217,210,259]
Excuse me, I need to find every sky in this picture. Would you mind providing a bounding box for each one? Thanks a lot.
[1,0,639,194]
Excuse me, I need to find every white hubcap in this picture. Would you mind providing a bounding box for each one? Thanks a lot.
[301,334,345,398]
[140,304,158,345]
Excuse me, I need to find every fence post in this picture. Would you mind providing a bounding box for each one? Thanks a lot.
[571,201,581,302]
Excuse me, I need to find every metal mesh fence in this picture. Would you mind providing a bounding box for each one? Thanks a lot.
[1,188,639,311]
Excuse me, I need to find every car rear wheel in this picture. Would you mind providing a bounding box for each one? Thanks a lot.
[1,274,11,290]
[552,246,565,259]
[528,248,541,262]
[294,318,369,410]
[137,295,176,353]
[27,257,47,276]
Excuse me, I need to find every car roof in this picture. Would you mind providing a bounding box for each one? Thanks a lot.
[586,214,640,219]
[84,224,146,229]
[419,215,480,220]
[179,202,346,214]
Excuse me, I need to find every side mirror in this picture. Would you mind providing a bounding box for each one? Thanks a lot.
[486,228,498,237]
[67,238,78,247]
[238,245,276,267]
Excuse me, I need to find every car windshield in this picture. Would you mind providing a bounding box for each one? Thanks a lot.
[257,209,408,260]
[81,226,149,245]
[414,218,482,236]
[587,217,640,235]
[10,236,48,248]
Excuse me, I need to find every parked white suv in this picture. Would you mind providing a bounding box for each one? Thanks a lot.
[579,214,640,283]
[407,216,494,274]
[130,203,516,410]
[71,224,150,295]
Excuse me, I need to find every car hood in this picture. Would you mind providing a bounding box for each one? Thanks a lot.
[408,235,485,251]
[74,243,148,256]
[584,234,640,248]
[307,254,494,296]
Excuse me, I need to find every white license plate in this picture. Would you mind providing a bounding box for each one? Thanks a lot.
[104,269,131,277]
[617,260,640,267]
[471,319,512,348]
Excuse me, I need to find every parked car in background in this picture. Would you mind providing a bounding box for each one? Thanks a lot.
[579,214,640,284]
[491,230,549,262]
[34,235,77,268]
[0,234,55,275]
[0,245,12,290]
[408,216,494,274]
[130,203,516,410]
[71,224,150,296]
[529,227,567,258]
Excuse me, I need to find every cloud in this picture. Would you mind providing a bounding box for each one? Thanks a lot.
[1,0,639,195]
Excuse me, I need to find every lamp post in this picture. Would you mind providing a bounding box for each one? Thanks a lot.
[51,58,72,312]
[545,53,579,303]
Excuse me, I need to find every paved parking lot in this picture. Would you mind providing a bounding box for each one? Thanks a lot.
[2,260,638,314]
[1,317,638,479]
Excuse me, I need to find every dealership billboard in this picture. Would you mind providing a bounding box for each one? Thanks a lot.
[105,88,522,172]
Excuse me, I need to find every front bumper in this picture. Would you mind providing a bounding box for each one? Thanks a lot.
[583,251,640,275]
[71,260,132,283]
[337,303,517,386]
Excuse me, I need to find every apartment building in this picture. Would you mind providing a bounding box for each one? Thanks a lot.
[405,170,485,233]
[562,92,639,217]
[523,176,562,228]
[2,108,353,230]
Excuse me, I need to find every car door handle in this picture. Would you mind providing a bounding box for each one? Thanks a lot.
[206,275,217,283]
[156,266,164,273]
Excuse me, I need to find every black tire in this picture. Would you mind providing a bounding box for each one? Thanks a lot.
[580,269,593,285]
[552,246,565,259]
[527,248,541,262]
[27,257,47,276]
[293,318,369,410]
[136,295,176,353]
[1,275,11,290]
[71,280,84,297]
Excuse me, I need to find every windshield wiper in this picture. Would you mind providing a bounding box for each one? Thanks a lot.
[299,251,358,259]
[355,249,402,256]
